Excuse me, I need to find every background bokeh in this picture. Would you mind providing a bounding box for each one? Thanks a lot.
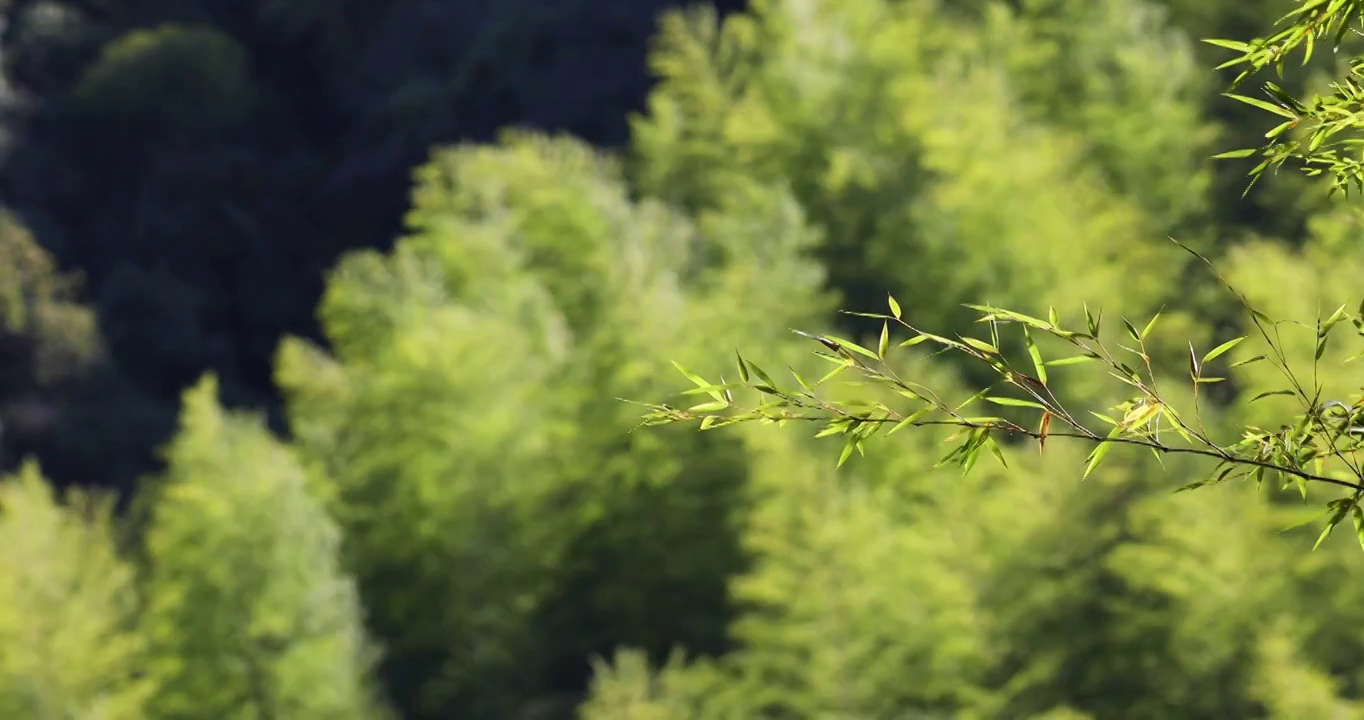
[0,0,1362,718]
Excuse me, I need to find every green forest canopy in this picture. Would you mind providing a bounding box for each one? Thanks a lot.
[638,0,1364,552]
[6,0,1364,719]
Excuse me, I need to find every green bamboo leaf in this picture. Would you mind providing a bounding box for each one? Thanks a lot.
[1250,389,1296,402]
[826,335,880,360]
[1282,506,1331,532]
[1265,119,1295,139]
[878,322,889,359]
[888,294,902,320]
[1314,506,1347,551]
[985,396,1048,410]
[1174,479,1208,494]
[954,386,994,413]
[1083,426,1123,480]
[680,383,745,396]
[1122,402,1162,429]
[1141,308,1163,339]
[985,435,1008,468]
[1160,405,1196,444]
[748,362,778,389]
[963,305,1051,329]
[837,438,856,468]
[899,335,931,348]
[962,337,999,354]
[817,362,849,386]
[1046,354,1099,367]
[672,361,725,403]
[1354,505,1364,551]
[1202,336,1247,364]
[1322,303,1348,332]
[1230,354,1266,368]
[961,441,983,474]
[1122,318,1141,342]
[688,401,729,413]
[1223,92,1298,119]
[1202,38,1254,53]
[1024,326,1047,385]
[1211,147,1259,159]
[888,407,932,436]
[815,422,848,439]
[735,350,750,383]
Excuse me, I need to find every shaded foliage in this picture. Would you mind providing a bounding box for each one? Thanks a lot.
[2,0,1364,719]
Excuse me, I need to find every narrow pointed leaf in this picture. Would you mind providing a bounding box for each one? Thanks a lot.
[1083,426,1123,480]
[1202,336,1247,364]
[1024,326,1047,385]
[984,396,1048,410]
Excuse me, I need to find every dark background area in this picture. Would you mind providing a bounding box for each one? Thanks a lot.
[0,0,752,494]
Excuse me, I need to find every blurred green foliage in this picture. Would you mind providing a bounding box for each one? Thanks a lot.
[0,0,1361,719]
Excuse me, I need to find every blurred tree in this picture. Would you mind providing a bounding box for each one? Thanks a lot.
[631,0,1182,359]
[140,376,388,719]
[0,461,152,719]
[981,0,1217,237]
[276,131,831,718]
[0,208,108,475]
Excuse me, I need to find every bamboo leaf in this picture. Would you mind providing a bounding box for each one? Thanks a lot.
[826,335,880,360]
[688,401,729,413]
[888,407,932,436]
[1024,326,1047,385]
[984,396,1048,410]
[1046,354,1099,367]
[1223,92,1298,119]
[1083,426,1123,480]
[1141,308,1162,340]
[1202,38,1254,52]
[962,337,999,354]
[672,361,726,403]
[837,438,856,468]
[1123,318,1141,342]
[1314,506,1347,551]
[1202,336,1247,365]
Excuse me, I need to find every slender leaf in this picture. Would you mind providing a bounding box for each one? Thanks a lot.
[1203,336,1247,365]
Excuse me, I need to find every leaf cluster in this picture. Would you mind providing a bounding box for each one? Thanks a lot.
[637,240,1364,552]
[1208,0,1364,197]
